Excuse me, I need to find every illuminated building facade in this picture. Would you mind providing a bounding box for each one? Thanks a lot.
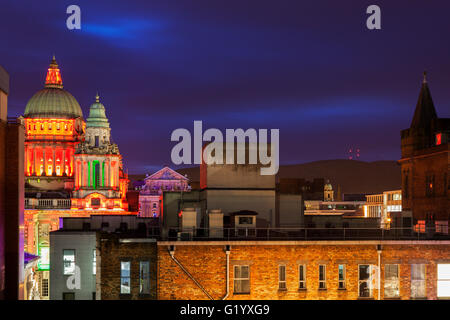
[71,94,129,211]
[139,167,190,217]
[23,56,84,191]
[365,190,402,229]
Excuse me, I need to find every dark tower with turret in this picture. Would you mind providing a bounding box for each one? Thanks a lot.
[399,72,450,230]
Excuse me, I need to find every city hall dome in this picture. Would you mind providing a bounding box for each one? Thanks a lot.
[24,56,83,119]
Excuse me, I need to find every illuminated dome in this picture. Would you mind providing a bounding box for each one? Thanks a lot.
[86,93,110,128]
[324,179,333,191]
[24,56,83,119]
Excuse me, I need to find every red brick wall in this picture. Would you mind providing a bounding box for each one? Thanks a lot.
[157,241,450,300]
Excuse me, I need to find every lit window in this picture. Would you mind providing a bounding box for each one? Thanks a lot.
[411,264,426,299]
[234,265,250,294]
[63,249,75,275]
[384,264,400,298]
[319,265,326,289]
[338,265,346,289]
[139,261,150,294]
[437,264,450,298]
[436,133,442,146]
[359,265,372,298]
[121,261,131,294]
[279,265,286,290]
[414,220,426,233]
[298,265,306,289]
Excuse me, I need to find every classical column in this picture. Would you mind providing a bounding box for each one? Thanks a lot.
[52,146,56,176]
[24,145,28,176]
[43,147,46,176]
[33,146,36,175]
[62,148,66,176]
[108,158,113,187]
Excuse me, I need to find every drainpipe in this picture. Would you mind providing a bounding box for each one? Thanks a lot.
[222,245,231,300]
[377,244,382,300]
[168,246,214,300]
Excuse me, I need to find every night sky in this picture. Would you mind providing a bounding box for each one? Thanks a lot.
[1,0,450,174]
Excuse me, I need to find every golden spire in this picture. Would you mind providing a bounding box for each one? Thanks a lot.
[45,55,63,88]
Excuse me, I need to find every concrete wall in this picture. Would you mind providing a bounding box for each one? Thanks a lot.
[157,241,450,300]
[278,194,303,227]
[50,231,96,300]
[205,164,275,189]
[204,189,275,226]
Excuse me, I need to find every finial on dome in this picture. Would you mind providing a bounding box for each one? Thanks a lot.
[95,92,100,103]
[423,70,427,84]
[45,55,63,88]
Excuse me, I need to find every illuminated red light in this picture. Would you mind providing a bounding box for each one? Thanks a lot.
[436,133,442,146]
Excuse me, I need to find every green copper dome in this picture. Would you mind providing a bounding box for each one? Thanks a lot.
[24,88,83,119]
[86,93,110,128]
[24,57,83,119]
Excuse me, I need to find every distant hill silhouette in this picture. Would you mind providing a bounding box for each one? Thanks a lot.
[130,160,401,195]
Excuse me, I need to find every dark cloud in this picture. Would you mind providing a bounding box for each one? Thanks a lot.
[1,0,450,173]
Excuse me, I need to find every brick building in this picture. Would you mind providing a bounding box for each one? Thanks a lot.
[49,215,158,300]
[157,241,450,300]
[0,65,25,300]
[399,72,449,230]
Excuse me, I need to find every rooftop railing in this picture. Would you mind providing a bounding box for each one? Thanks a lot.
[77,226,450,241]
[165,227,450,241]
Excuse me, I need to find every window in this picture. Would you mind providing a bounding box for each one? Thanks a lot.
[436,133,442,146]
[238,217,253,225]
[359,265,372,298]
[384,264,400,298]
[234,265,250,294]
[279,265,286,290]
[153,203,157,209]
[298,265,306,289]
[121,261,131,294]
[426,174,435,197]
[91,198,100,207]
[437,264,450,298]
[414,220,426,233]
[411,264,426,299]
[436,221,449,234]
[338,265,346,289]
[41,278,49,297]
[95,136,99,147]
[63,250,75,275]
[139,261,150,294]
[319,265,326,289]
[93,249,96,275]
[63,292,75,300]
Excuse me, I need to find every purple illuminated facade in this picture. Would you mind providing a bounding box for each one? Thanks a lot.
[139,167,190,217]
